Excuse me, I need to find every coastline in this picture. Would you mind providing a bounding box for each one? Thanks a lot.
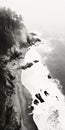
[21,43,65,130]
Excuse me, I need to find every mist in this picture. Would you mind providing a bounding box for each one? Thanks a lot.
[0,0,65,35]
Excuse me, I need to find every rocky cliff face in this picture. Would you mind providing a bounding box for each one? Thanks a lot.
[0,8,38,130]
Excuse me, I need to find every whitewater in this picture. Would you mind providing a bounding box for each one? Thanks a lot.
[21,43,65,130]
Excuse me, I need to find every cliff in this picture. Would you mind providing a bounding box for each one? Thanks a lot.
[0,8,38,130]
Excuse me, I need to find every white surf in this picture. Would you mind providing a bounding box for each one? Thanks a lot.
[21,44,65,130]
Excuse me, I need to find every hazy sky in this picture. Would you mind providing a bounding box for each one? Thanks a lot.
[0,0,65,33]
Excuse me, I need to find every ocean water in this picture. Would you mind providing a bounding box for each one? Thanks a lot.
[45,39,65,94]
[21,40,65,130]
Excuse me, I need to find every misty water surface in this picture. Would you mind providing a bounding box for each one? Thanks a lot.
[43,39,65,95]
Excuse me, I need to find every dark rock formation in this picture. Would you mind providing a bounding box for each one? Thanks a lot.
[17,62,33,70]
[34,99,39,105]
[35,93,45,103]
[33,60,39,63]
[44,91,49,96]
[0,8,38,130]
[48,74,51,79]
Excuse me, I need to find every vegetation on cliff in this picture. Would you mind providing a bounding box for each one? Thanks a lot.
[0,8,38,130]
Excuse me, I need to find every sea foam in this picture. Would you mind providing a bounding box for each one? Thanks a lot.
[21,44,65,130]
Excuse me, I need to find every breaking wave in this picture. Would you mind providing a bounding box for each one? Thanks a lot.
[21,43,65,130]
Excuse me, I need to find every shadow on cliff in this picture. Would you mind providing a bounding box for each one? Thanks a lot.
[0,8,38,130]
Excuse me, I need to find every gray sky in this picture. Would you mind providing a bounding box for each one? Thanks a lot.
[0,0,65,34]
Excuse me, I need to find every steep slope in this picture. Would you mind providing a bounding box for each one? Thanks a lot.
[0,8,38,130]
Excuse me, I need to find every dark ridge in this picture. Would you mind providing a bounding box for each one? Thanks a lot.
[8,72,15,80]
[44,91,49,96]
[35,93,45,103]
[48,74,51,79]
[9,51,23,61]
[17,62,33,70]
[34,60,39,63]
[34,99,39,105]
[5,105,13,127]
